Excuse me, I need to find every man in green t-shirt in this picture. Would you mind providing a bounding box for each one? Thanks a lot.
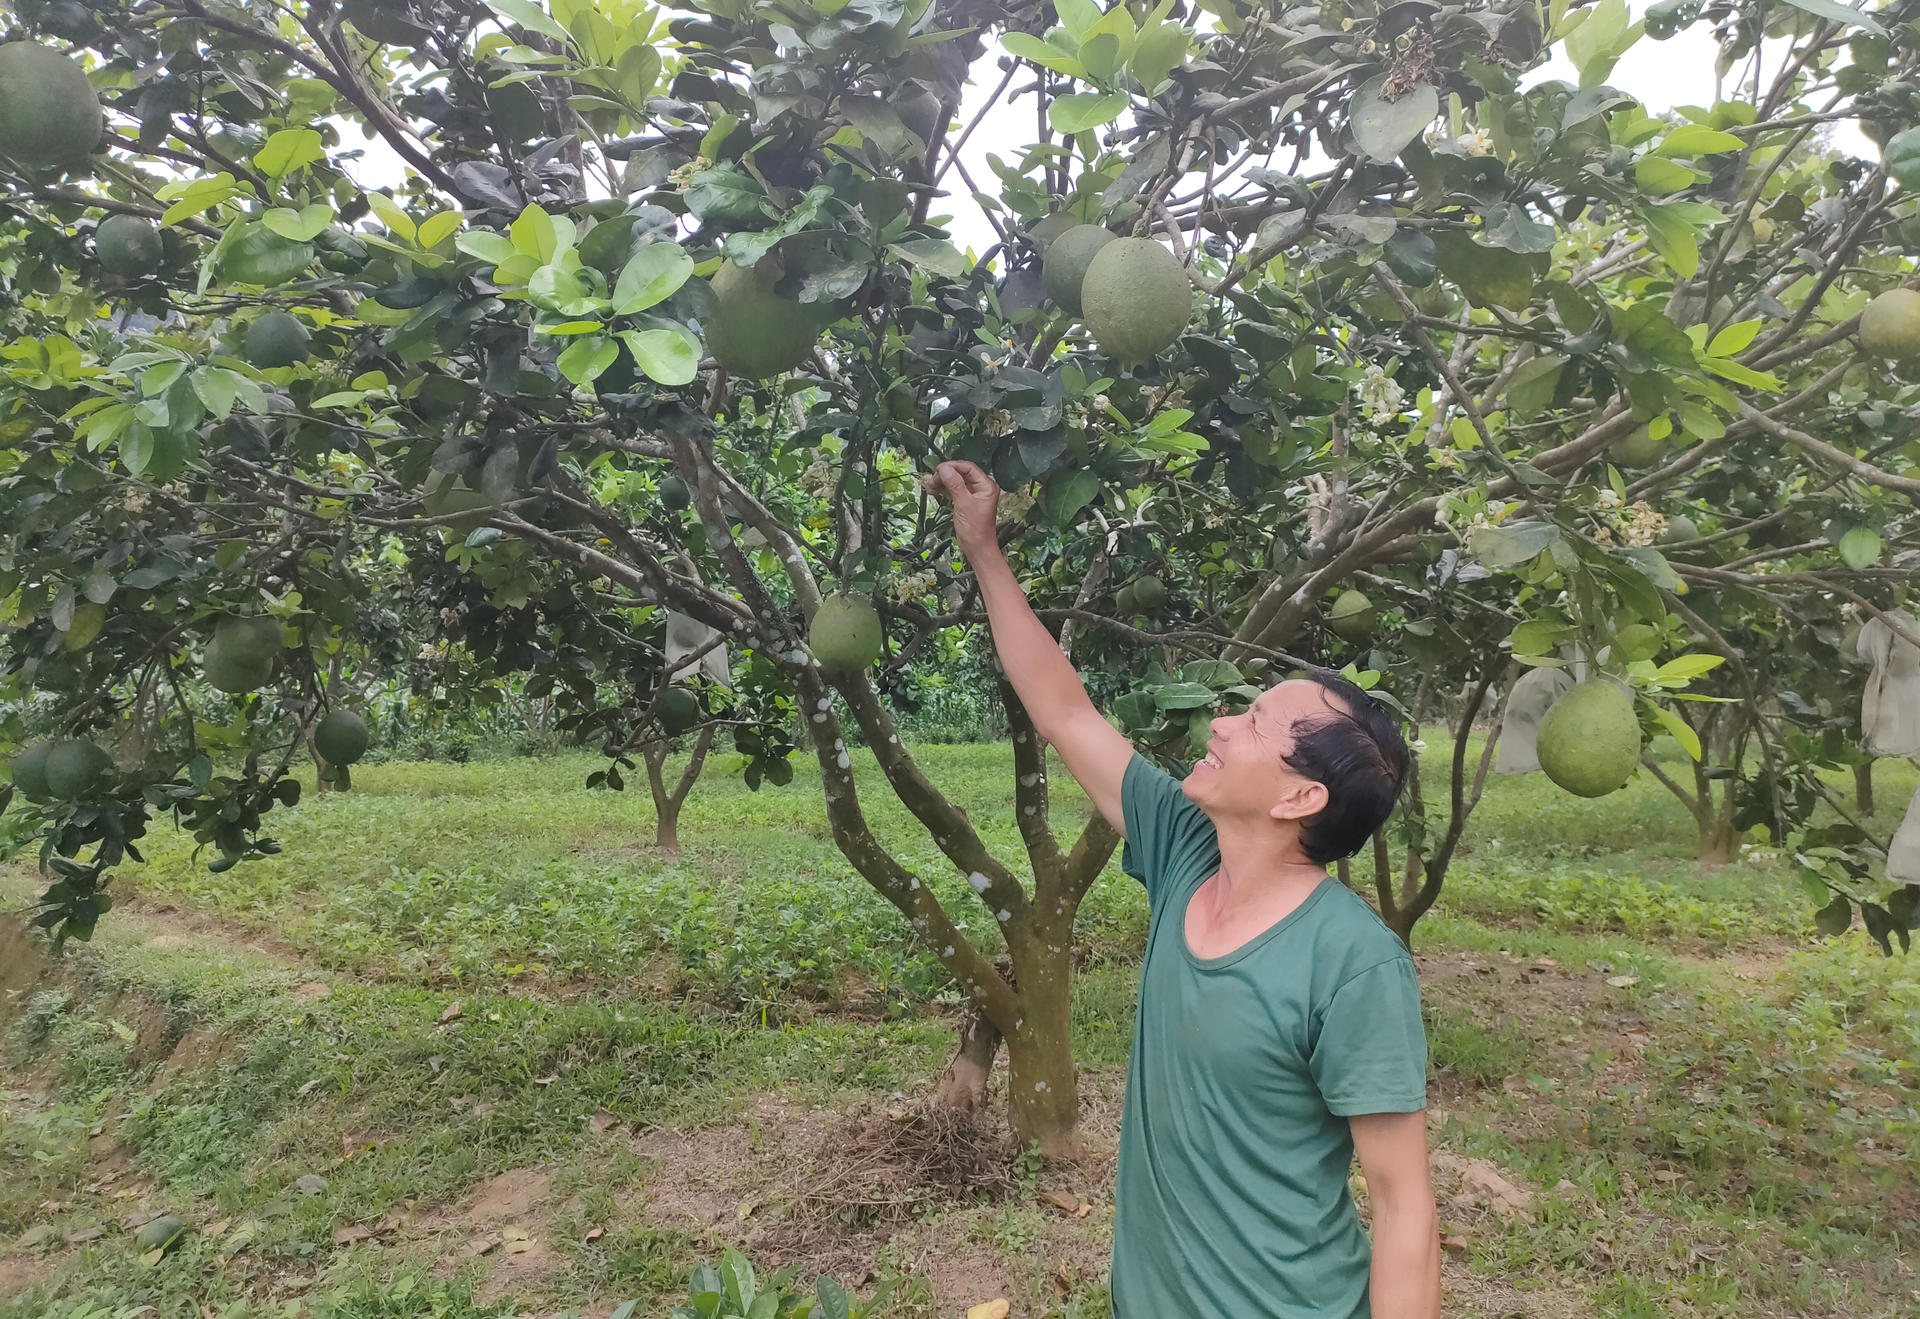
[936,460,1440,1319]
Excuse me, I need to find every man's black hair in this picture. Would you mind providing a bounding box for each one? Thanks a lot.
[1280,670,1411,864]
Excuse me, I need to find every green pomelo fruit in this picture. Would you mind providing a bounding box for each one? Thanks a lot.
[245,312,311,369]
[422,470,494,532]
[217,615,284,663]
[705,256,825,379]
[1040,224,1116,316]
[314,710,370,766]
[9,740,54,798]
[96,214,165,278]
[0,43,102,168]
[659,475,692,511]
[135,1214,185,1253]
[1114,582,1138,615]
[1609,424,1665,466]
[44,739,113,799]
[809,595,884,670]
[1661,513,1699,544]
[1536,680,1641,798]
[1081,238,1193,362]
[1131,574,1168,610]
[1328,589,1376,641]
[1860,288,1920,359]
[658,686,701,735]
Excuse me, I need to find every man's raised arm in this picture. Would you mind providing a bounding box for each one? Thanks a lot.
[935,461,1133,833]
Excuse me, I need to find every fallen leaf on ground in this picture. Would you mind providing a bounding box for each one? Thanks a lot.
[1606,975,1640,988]
[295,1174,328,1196]
[65,1225,106,1243]
[736,1199,759,1221]
[1041,1190,1081,1214]
[333,1225,373,1245]
[1432,1152,1535,1221]
[440,1002,463,1024]
[584,1226,605,1242]
[966,1302,1010,1319]
[1441,1233,1470,1254]
[588,1109,618,1134]
[297,1078,323,1096]
[459,1236,501,1258]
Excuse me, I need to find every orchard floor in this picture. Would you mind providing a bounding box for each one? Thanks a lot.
[2,741,1918,1319]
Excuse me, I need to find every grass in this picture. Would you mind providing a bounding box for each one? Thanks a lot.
[0,740,1916,1318]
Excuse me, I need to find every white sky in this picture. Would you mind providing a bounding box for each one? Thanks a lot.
[343,4,1873,258]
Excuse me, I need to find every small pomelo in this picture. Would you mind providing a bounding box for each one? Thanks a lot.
[95,214,165,278]
[44,739,113,799]
[1536,680,1640,798]
[704,255,827,379]
[1860,287,1920,359]
[1080,239,1192,362]
[1040,224,1116,316]
[205,616,282,693]
[245,312,311,369]
[809,595,884,670]
[1130,575,1168,610]
[659,475,692,511]
[658,686,701,736]
[1609,424,1664,467]
[1661,513,1699,544]
[9,740,54,799]
[135,1214,185,1253]
[1328,589,1376,642]
[0,43,102,168]
[1114,582,1138,615]
[313,710,370,766]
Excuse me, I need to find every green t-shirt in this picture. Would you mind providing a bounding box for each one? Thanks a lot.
[1111,755,1428,1319]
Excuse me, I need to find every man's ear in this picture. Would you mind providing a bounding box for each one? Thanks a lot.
[1270,778,1328,823]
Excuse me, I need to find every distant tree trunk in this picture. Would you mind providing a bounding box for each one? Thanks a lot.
[1641,703,1750,867]
[1375,656,1510,949]
[642,725,715,854]
[1856,760,1874,815]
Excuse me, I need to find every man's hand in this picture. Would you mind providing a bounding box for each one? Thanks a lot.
[934,460,1001,559]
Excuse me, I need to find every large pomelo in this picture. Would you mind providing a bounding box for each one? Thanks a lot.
[1860,288,1920,359]
[1328,589,1376,641]
[704,255,826,379]
[205,616,281,693]
[9,740,55,799]
[658,686,701,735]
[134,1214,185,1253]
[1040,224,1116,316]
[44,739,114,799]
[1080,239,1192,362]
[313,710,370,766]
[1130,574,1167,610]
[245,312,311,369]
[809,595,884,670]
[0,43,102,168]
[1536,680,1640,798]
[96,214,165,278]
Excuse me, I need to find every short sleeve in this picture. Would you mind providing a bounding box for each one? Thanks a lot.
[1119,754,1218,909]
[1309,957,1429,1117]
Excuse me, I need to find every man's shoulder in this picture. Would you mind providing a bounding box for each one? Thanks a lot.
[1303,881,1415,978]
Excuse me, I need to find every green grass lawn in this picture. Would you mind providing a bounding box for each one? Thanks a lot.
[1,741,1916,1318]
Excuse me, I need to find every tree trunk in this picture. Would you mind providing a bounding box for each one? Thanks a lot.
[1855,760,1874,815]
[643,725,716,855]
[1697,814,1739,867]
[934,1007,1000,1111]
[1002,952,1082,1159]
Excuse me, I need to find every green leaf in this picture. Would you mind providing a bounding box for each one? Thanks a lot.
[456,230,519,266]
[1470,519,1563,567]
[1814,893,1853,937]
[1647,701,1701,759]
[1505,355,1567,418]
[261,204,334,242]
[1655,124,1746,156]
[1047,467,1101,523]
[417,210,465,250]
[842,97,912,154]
[887,238,968,277]
[1350,75,1438,162]
[1838,525,1882,569]
[1154,682,1219,711]
[1651,652,1724,682]
[1633,155,1698,194]
[557,335,619,384]
[683,167,767,223]
[1778,0,1885,34]
[1001,31,1086,76]
[815,1277,853,1319]
[1885,127,1920,190]
[617,327,700,385]
[253,129,325,177]
[1701,356,1779,390]
[613,243,694,314]
[367,193,417,241]
[1129,20,1188,90]
[1640,202,1703,278]
[485,0,575,44]
[1706,319,1761,356]
[1049,91,1129,134]
[1433,230,1537,311]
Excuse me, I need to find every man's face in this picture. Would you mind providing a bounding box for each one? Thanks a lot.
[1182,680,1342,826]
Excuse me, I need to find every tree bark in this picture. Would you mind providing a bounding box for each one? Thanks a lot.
[644,725,716,854]
[1855,760,1874,815]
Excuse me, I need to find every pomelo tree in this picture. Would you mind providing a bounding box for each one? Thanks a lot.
[6,0,1920,1158]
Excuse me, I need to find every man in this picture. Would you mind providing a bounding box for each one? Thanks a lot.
[935,460,1440,1319]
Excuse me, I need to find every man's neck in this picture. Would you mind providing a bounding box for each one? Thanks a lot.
[1184,815,1330,959]
[1210,816,1326,901]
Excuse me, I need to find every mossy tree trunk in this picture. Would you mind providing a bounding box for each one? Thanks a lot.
[643,725,716,854]
[1641,701,1750,868]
